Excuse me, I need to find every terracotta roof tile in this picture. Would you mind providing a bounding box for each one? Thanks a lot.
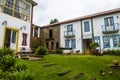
[41,8,120,27]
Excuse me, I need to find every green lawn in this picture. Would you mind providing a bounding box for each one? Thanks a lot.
[17,54,120,80]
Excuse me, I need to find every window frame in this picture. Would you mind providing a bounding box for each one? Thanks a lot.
[103,36,110,48]
[67,24,73,32]
[49,29,53,38]
[94,36,100,50]
[84,21,90,32]
[65,39,70,48]
[112,34,120,47]
[1,0,31,22]
[22,33,27,46]
[104,16,115,31]
[12,30,16,43]
[71,39,76,49]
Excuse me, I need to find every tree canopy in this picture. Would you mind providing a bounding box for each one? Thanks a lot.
[50,18,59,24]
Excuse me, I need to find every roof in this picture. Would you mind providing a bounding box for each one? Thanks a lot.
[26,0,37,6]
[41,8,120,27]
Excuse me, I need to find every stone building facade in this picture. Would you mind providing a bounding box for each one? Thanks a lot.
[40,24,60,52]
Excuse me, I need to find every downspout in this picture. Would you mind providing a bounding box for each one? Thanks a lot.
[30,4,33,48]
[91,17,94,41]
[80,20,84,53]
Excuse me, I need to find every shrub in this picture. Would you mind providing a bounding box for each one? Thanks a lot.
[0,71,11,79]
[1,54,16,71]
[102,49,120,56]
[15,63,27,71]
[55,49,63,54]
[0,69,2,79]
[90,42,99,49]
[32,37,41,52]
[35,47,48,55]
[0,48,14,57]
[9,70,34,80]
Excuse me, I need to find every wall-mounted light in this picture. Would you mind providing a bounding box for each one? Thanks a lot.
[117,16,119,19]
[2,20,7,26]
[20,26,26,30]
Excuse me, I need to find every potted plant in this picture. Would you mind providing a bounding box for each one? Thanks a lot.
[89,42,99,55]
[113,59,119,65]
[112,43,120,66]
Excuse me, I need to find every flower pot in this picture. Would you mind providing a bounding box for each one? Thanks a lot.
[113,59,119,65]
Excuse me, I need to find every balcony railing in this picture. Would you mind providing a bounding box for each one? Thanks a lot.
[64,31,75,38]
[102,23,119,34]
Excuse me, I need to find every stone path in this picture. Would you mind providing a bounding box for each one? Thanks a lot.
[57,69,73,76]
[43,63,56,67]
[29,57,43,60]
[71,72,84,80]
[89,77,96,80]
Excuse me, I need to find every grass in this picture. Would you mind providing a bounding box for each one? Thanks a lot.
[17,54,120,80]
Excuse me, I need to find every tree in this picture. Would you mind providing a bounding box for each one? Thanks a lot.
[50,18,59,24]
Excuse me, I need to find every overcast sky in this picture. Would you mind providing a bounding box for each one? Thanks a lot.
[33,0,120,26]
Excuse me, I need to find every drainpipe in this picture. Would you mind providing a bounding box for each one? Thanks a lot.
[80,20,84,53]
[91,17,94,41]
[30,4,33,48]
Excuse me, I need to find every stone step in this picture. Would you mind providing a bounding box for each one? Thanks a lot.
[89,77,96,80]
[43,63,56,67]
[57,69,72,76]
[71,72,84,80]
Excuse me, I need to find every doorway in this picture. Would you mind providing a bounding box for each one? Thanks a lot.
[83,39,92,54]
[2,26,19,52]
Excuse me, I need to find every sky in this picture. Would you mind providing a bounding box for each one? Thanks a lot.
[33,0,120,26]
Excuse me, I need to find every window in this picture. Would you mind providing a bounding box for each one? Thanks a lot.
[15,0,22,12]
[0,0,2,4]
[23,2,30,21]
[71,39,76,49]
[51,42,54,50]
[49,30,53,38]
[2,0,31,21]
[22,33,27,46]
[103,36,110,48]
[34,28,38,37]
[14,0,22,18]
[104,17,114,26]
[0,5,2,11]
[0,0,2,12]
[4,0,14,8]
[46,42,49,49]
[65,39,70,48]
[112,35,120,47]
[84,21,90,32]
[12,31,16,43]
[56,42,59,49]
[67,24,73,32]
[94,36,100,49]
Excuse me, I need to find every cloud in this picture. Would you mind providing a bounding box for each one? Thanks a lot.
[33,0,120,26]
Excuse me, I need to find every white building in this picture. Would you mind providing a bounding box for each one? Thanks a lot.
[60,8,120,53]
[32,24,40,38]
[0,0,37,52]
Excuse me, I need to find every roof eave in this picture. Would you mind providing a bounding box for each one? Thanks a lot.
[26,0,37,6]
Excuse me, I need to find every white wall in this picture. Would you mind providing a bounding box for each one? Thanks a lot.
[82,19,92,39]
[60,21,83,53]
[93,12,120,50]
[0,12,31,52]
[60,12,120,53]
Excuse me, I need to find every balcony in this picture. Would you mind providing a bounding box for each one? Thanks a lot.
[102,23,119,34]
[64,31,75,38]
[46,38,54,41]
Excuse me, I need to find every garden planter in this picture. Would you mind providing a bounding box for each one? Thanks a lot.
[113,59,119,65]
